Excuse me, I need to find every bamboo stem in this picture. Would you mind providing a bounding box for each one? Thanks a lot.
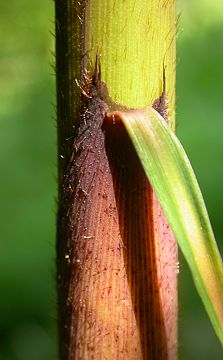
[56,1,177,359]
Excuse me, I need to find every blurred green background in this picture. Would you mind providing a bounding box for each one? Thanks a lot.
[0,0,222,359]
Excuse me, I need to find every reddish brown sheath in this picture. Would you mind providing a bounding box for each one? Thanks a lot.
[57,81,177,359]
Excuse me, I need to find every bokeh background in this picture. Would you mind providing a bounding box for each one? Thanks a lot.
[0,0,223,359]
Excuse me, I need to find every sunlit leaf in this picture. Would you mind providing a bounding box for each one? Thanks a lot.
[106,106,223,346]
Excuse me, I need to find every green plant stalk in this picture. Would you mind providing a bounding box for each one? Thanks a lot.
[56,0,177,358]
[84,1,175,114]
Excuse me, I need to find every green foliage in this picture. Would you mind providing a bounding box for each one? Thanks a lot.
[178,7,223,358]
[0,1,57,359]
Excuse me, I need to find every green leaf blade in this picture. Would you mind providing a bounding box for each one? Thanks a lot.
[107,106,223,346]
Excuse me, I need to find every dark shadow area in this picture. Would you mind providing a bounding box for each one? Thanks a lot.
[103,120,169,359]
